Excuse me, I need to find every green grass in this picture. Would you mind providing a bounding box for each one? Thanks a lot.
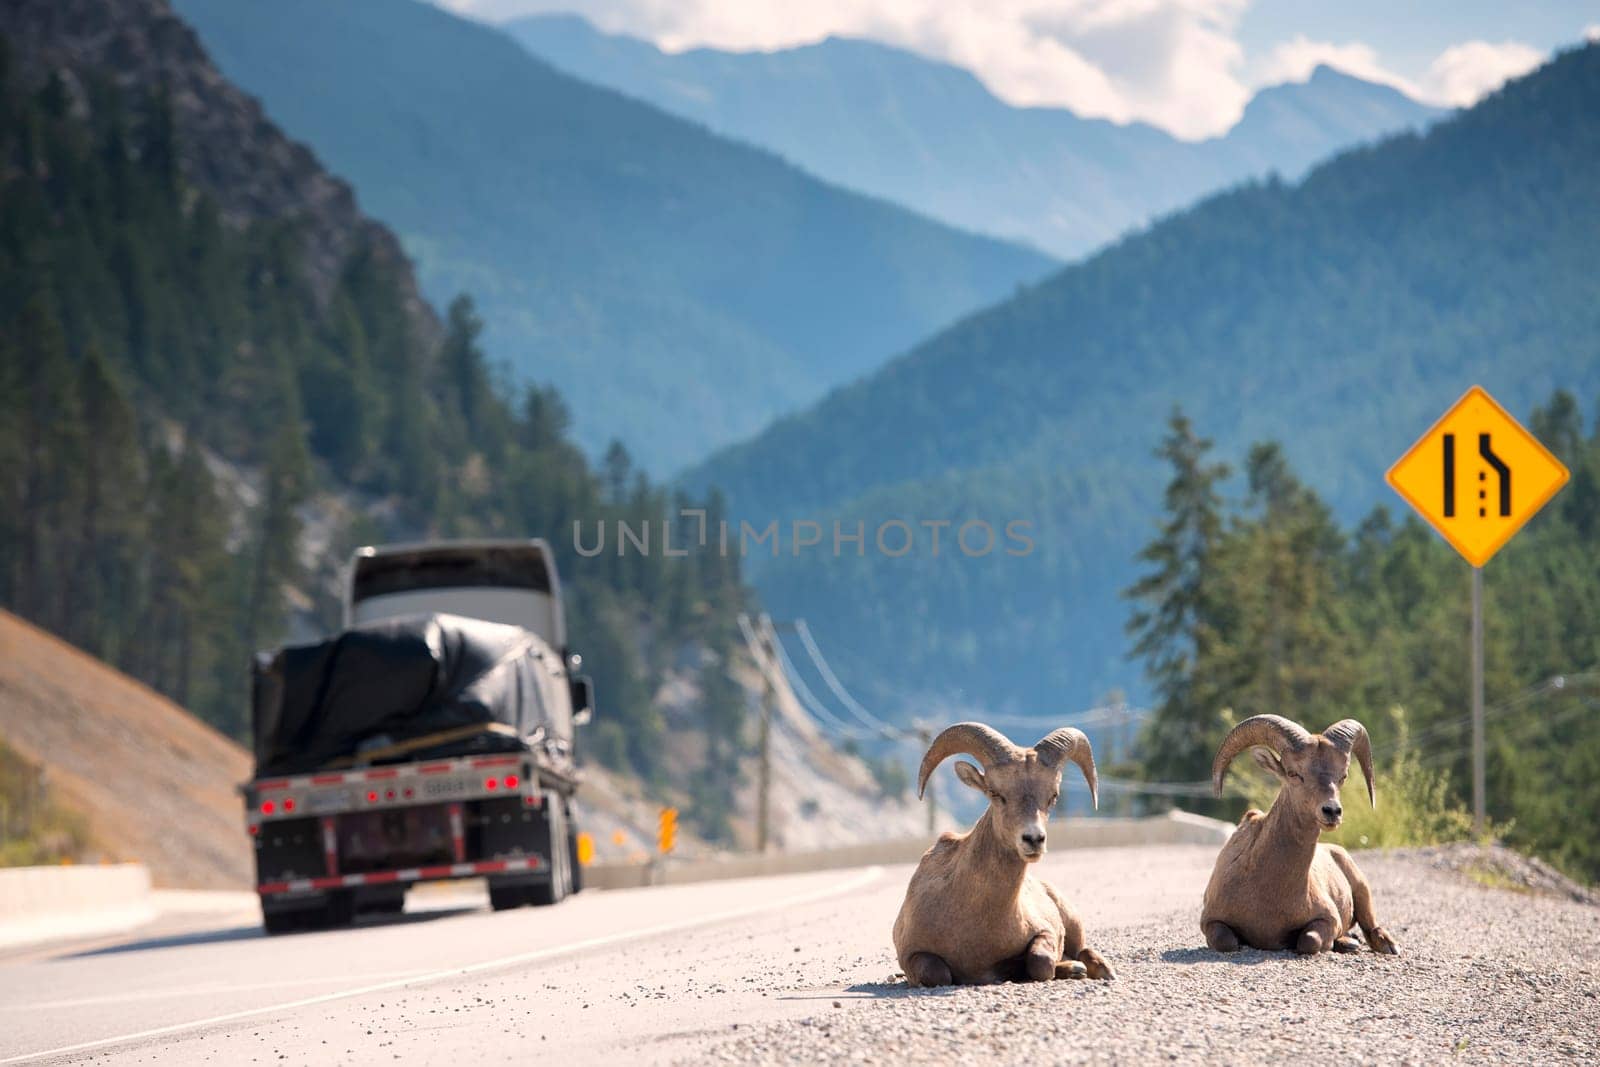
[0,740,89,868]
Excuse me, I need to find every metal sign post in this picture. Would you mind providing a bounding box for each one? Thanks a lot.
[1470,566,1484,835]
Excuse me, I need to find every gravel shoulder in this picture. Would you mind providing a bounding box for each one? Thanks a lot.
[689,846,1600,1066]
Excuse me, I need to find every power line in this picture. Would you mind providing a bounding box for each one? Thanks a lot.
[759,615,1599,810]
[982,704,1147,731]
[790,619,906,738]
[759,617,887,741]
[795,618,1151,738]
[1108,674,1600,798]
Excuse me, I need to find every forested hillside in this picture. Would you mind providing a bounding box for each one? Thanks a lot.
[0,11,751,839]
[1129,398,1600,880]
[170,0,1054,473]
[509,15,1442,260]
[690,44,1600,718]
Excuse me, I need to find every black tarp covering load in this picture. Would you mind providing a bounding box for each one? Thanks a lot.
[252,613,570,777]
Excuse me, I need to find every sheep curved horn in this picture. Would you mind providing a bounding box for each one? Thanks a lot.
[1211,714,1313,797]
[917,722,1019,799]
[1322,719,1376,809]
[1033,728,1099,810]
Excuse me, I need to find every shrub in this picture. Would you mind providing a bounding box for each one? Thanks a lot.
[0,740,90,867]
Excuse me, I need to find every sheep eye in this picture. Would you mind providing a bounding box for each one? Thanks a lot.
[1049,794,1059,807]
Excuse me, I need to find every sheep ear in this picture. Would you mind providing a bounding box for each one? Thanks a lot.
[1251,747,1287,780]
[953,760,987,793]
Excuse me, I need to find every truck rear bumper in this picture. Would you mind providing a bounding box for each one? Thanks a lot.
[258,855,546,897]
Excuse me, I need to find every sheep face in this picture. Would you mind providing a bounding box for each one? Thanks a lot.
[1249,741,1352,831]
[953,757,1060,862]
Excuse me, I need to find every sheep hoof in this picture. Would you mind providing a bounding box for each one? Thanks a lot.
[1078,949,1115,980]
[1294,928,1325,955]
[1204,922,1241,953]
[1367,928,1400,955]
[1054,960,1088,980]
[1332,936,1361,953]
[905,952,953,987]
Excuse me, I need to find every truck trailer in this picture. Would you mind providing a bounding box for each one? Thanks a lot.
[244,540,592,933]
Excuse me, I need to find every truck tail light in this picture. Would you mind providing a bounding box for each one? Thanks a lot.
[367,790,379,803]
[484,777,499,791]
[261,800,276,815]
[504,774,519,789]
[283,797,296,812]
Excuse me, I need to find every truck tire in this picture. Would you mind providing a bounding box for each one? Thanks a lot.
[489,883,527,911]
[357,886,407,916]
[262,909,302,936]
[528,798,569,906]
[317,890,356,929]
[527,872,565,907]
[567,827,584,895]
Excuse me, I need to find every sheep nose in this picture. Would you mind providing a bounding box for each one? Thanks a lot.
[1020,829,1046,850]
[1321,803,1342,821]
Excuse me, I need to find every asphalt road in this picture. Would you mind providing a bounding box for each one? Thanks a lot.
[1,844,1594,1065]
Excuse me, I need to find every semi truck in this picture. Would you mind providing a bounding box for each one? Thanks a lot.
[244,540,592,934]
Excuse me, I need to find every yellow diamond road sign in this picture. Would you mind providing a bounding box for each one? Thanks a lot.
[1386,386,1569,567]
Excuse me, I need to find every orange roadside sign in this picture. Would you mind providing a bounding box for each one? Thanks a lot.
[1386,386,1569,567]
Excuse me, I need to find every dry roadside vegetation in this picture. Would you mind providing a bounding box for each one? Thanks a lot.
[0,609,253,888]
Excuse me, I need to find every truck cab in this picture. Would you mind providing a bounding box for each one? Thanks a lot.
[347,540,567,653]
[345,540,592,727]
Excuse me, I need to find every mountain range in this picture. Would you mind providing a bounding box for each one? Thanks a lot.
[172,0,1056,472]
[687,43,1600,718]
[0,0,770,839]
[506,14,1446,261]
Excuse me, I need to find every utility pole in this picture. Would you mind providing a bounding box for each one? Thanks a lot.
[1471,565,1485,836]
[738,613,796,854]
[756,627,774,854]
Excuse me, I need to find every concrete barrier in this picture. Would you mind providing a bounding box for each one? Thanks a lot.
[0,864,155,950]
[585,810,1232,891]
[0,814,1237,940]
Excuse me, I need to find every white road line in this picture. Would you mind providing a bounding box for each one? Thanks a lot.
[0,973,436,1011]
[0,865,885,1066]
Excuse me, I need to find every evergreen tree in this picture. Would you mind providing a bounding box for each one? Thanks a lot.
[1124,409,1230,784]
[70,343,143,657]
[0,57,756,832]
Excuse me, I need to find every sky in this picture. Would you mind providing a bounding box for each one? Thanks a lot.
[433,0,1599,139]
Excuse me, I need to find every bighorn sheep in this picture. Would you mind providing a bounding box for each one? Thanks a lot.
[1201,715,1399,956]
[892,722,1114,985]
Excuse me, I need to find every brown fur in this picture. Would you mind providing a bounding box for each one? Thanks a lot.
[894,741,1113,985]
[1201,724,1399,956]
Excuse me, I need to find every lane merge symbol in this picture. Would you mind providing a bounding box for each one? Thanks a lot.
[1387,385,1569,567]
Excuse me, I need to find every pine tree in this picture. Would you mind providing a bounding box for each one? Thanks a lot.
[70,342,143,657]
[244,424,311,655]
[1124,409,1230,784]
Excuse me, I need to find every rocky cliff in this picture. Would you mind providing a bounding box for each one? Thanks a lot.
[0,0,436,339]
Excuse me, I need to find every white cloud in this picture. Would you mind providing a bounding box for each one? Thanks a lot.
[1425,40,1544,106]
[439,2,1553,137]
[1583,23,1600,43]
[443,0,1257,140]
